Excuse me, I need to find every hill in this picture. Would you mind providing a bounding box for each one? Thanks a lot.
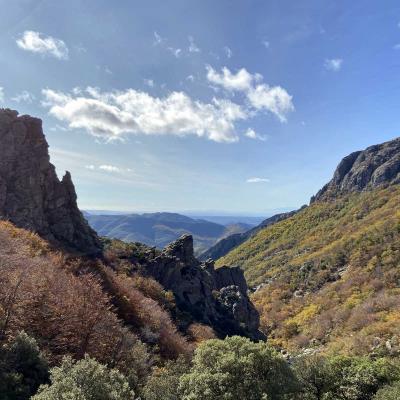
[86,212,250,255]
[199,209,301,261]
[217,137,400,356]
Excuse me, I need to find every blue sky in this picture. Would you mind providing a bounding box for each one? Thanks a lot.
[1,0,400,215]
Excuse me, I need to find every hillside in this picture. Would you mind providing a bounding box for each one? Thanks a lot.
[199,209,301,261]
[86,212,250,255]
[217,137,400,356]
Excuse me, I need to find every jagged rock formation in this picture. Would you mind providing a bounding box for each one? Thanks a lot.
[312,137,400,202]
[144,235,264,340]
[0,109,101,255]
[199,209,302,261]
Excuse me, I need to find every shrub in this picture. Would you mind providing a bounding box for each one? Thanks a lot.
[32,355,134,400]
[179,336,298,400]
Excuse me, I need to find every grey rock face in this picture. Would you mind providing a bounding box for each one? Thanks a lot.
[0,109,101,255]
[146,235,264,340]
[312,137,400,202]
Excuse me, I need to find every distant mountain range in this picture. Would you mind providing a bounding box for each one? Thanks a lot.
[85,212,251,255]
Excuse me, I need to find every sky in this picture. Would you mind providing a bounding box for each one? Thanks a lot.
[1,0,400,215]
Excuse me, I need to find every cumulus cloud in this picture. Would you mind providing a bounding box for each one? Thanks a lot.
[12,90,35,103]
[0,87,4,103]
[207,66,294,122]
[153,31,164,45]
[99,165,122,173]
[206,66,258,91]
[246,177,270,183]
[324,58,343,71]
[188,36,200,53]
[41,87,246,143]
[16,31,69,59]
[245,128,267,141]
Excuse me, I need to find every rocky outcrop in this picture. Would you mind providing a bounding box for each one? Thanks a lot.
[145,235,264,340]
[199,208,303,261]
[0,109,101,255]
[312,137,400,202]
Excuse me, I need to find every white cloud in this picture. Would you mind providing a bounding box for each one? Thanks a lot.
[41,86,246,143]
[85,165,95,170]
[168,47,182,58]
[144,79,155,88]
[153,31,164,45]
[206,66,257,92]
[246,177,270,183]
[16,31,69,59]
[12,90,35,103]
[245,128,267,141]
[188,36,200,53]
[224,46,233,58]
[324,58,343,71]
[247,84,294,122]
[0,87,4,103]
[99,164,122,173]
[207,66,294,122]
[186,75,195,82]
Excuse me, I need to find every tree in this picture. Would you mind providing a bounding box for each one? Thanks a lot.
[293,355,334,400]
[179,336,298,400]
[0,331,49,400]
[143,356,189,400]
[32,355,134,400]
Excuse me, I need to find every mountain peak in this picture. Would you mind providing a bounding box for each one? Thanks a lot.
[0,109,101,255]
[312,136,400,202]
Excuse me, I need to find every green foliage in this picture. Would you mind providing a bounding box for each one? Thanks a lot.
[217,187,400,354]
[373,381,400,400]
[179,336,298,400]
[0,332,49,400]
[32,355,134,400]
[143,356,189,400]
[294,354,400,400]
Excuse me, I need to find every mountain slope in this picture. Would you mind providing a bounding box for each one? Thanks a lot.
[217,137,400,356]
[87,212,250,255]
[199,209,301,261]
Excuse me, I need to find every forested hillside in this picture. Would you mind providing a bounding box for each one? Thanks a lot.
[218,186,400,355]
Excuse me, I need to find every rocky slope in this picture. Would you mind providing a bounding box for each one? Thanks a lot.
[146,235,263,340]
[199,209,301,261]
[0,109,100,255]
[312,136,400,202]
[0,108,262,341]
[217,136,400,355]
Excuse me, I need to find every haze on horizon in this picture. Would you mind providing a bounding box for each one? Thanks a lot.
[1,0,400,213]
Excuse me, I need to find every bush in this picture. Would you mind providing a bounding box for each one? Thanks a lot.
[32,355,134,400]
[0,332,49,400]
[374,381,400,400]
[179,336,298,400]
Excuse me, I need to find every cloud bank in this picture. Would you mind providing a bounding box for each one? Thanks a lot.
[42,87,246,143]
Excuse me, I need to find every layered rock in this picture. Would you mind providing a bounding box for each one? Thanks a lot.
[312,137,400,202]
[0,109,101,255]
[145,235,264,340]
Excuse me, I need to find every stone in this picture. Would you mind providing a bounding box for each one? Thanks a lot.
[145,234,264,340]
[0,109,101,255]
[312,137,400,202]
